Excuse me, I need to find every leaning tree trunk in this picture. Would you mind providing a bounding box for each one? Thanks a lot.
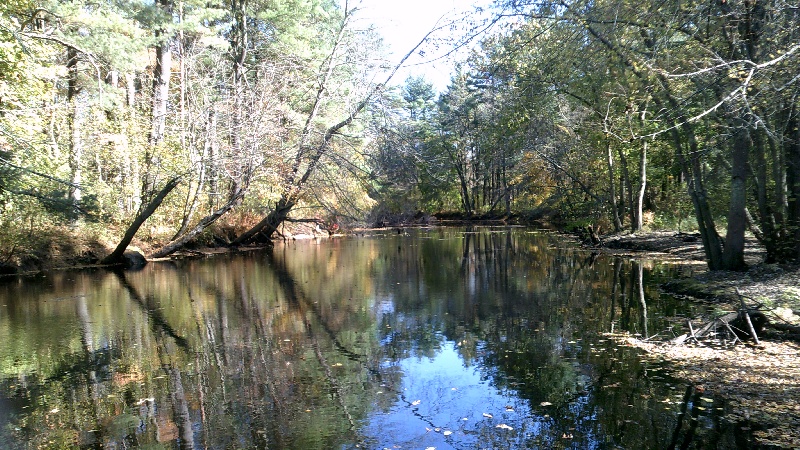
[231,196,295,246]
[579,20,725,268]
[672,127,724,270]
[143,0,174,199]
[152,185,245,257]
[230,3,435,246]
[101,177,181,266]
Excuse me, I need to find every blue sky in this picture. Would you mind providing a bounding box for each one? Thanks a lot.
[345,0,494,92]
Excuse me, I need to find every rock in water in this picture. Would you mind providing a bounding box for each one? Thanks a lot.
[123,250,147,270]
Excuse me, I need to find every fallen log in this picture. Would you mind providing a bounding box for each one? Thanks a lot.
[736,288,760,345]
[671,310,767,345]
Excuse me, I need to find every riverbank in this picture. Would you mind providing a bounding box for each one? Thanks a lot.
[597,231,800,322]
[598,231,800,448]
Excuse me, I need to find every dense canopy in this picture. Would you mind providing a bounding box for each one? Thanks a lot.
[1,0,799,270]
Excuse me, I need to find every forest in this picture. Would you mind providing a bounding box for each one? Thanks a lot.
[1,0,799,272]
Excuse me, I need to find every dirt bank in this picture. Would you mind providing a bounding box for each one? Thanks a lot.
[600,231,800,448]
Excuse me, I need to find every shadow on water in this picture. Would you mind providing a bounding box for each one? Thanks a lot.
[0,227,770,448]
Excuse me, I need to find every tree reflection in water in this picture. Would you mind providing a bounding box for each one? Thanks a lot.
[0,228,760,448]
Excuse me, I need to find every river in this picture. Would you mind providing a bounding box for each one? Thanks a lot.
[0,227,760,448]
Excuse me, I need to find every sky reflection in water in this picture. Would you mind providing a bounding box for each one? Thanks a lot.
[0,228,758,449]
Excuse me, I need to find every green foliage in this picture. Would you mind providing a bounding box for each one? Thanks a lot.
[2,0,799,265]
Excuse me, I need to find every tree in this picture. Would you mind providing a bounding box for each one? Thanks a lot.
[232,3,438,245]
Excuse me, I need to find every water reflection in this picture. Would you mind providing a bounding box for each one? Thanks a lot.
[0,228,760,448]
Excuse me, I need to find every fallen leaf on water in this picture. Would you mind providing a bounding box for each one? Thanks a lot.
[496,424,514,430]
[483,413,493,418]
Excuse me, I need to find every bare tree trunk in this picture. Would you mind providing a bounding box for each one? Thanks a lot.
[617,147,634,231]
[607,141,622,232]
[206,107,219,210]
[771,131,787,229]
[149,21,172,149]
[787,107,800,260]
[673,128,724,270]
[143,0,174,200]
[125,72,136,107]
[232,196,294,245]
[152,186,245,258]
[753,127,779,262]
[66,47,83,207]
[101,177,181,266]
[456,157,473,216]
[635,140,647,232]
[174,159,206,239]
[722,121,750,270]
[232,3,435,245]
[231,0,247,159]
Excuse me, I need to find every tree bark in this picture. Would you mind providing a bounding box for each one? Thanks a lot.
[152,185,245,258]
[231,196,295,245]
[148,7,172,149]
[672,127,724,270]
[617,147,634,231]
[787,107,800,260]
[607,141,622,232]
[125,72,136,107]
[722,120,750,270]
[752,127,779,262]
[143,0,174,199]
[231,3,434,245]
[101,177,181,265]
[66,47,83,207]
[635,140,647,232]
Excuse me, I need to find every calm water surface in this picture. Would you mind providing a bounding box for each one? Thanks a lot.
[0,228,760,448]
